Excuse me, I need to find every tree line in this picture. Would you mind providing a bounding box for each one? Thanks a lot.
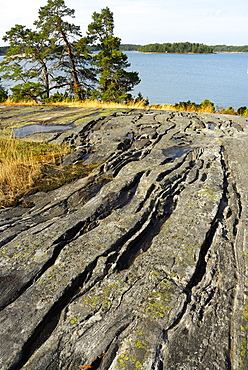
[138,42,213,54]
[211,45,248,53]
[0,0,140,103]
[0,46,8,55]
[119,44,248,54]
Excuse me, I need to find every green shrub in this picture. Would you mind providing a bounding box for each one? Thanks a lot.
[0,83,8,102]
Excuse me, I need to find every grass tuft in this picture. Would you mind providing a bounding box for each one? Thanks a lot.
[1,98,149,109]
[0,133,72,207]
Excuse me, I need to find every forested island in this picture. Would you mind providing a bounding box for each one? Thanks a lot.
[138,42,213,53]
[212,44,248,53]
[119,43,248,53]
[0,46,8,55]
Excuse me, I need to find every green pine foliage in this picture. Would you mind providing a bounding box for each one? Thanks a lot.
[0,24,58,101]
[86,7,140,103]
[0,80,8,102]
[34,0,96,100]
[0,1,139,103]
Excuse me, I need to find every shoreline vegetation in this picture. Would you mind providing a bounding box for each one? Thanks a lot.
[1,97,248,116]
[0,1,246,107]
[120,43,248,54]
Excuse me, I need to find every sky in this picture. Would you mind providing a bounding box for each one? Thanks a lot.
[0,0,248,46]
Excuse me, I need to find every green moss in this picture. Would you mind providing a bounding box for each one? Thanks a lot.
[29,160,110,195]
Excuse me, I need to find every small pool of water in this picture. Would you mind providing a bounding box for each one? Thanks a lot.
[14,124,74,137]
[162,146,191,160]
[208,123,215,130]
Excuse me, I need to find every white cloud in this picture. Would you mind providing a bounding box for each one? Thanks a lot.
[215,9,224,17]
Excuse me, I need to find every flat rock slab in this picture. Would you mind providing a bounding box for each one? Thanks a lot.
[1,106,248,369]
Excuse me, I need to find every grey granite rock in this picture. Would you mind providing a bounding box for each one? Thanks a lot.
[1,106,248,369]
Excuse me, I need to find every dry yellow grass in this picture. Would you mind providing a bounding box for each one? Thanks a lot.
[2,98,41,106]
[150,104,177,111]
[1,98,217,113]
[45,99,149,109]
[1,98,149,109]
[2,98,246,115]
[152,104,215,113]
[0,133,71,207]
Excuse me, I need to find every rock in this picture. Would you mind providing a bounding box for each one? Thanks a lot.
[0,106,248,369]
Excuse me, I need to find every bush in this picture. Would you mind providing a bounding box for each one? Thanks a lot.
[225,107,236,115]
[200,99,215,112]
[10,83,44,102]
[43,92,69,103]
[237,106,247,115]
[134,92,149,106]
[0,83,8,102]
[175,100,199,110]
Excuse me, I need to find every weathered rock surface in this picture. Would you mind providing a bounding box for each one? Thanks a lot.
[1,106,248,369]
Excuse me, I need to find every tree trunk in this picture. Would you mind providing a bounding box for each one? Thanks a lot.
[61,30,83,100]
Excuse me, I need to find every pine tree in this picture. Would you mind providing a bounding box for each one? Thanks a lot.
[0,25,54,101]
[0,0,96,102]
[34,0,96,100]
[87,7,140,102]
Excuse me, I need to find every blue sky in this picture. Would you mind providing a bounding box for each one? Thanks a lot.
[0,0,247,45]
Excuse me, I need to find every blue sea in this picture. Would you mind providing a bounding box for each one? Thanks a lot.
[1,52,247,109]
[126,51,248,109]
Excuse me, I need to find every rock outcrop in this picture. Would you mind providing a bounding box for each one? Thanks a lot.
[1,106,248,369]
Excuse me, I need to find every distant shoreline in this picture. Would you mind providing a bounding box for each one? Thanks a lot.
[131,51,248,55]
[120,43,248,54]
[1,44,248,56]
[137,51,213,55]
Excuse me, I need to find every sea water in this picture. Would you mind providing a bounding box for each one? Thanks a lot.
[1,52,247,109]
[126,51,248,109]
